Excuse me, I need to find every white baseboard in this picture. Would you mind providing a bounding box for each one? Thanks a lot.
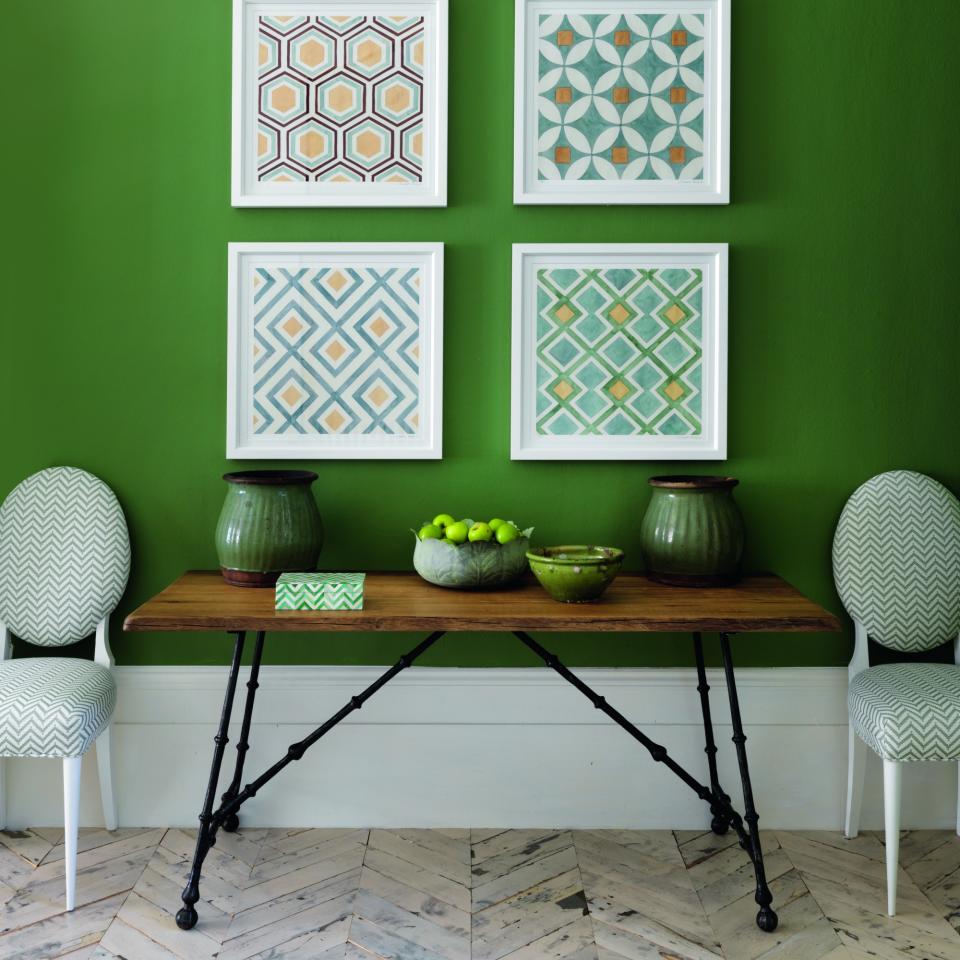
[4,666,957,830]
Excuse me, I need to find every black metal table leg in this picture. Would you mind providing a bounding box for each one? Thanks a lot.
[720,632,778,933]
[220,630,266,833]
[513,629,776,934]
[176,630,445,931]
[693,632,731,835]
[176,631,246,931]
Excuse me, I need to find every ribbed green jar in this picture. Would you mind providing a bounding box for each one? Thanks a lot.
[640,476,745,586]
[215,470,324,587]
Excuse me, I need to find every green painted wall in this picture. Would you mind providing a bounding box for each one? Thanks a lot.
[2,1,958,669]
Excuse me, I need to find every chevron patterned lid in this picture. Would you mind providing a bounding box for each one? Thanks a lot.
[0,467,130,646]
[833,470,960,652]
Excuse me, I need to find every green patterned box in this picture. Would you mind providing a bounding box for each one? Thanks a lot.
[275,572,365,611]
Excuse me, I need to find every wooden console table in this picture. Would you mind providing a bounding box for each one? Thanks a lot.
[125,571,840,935]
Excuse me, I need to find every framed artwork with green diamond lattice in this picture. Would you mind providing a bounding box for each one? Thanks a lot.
[232,0,448,207]
[514,0,730,204]
[511,243,727,460]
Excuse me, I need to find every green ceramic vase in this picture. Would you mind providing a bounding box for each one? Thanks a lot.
[215,470,324,587]
[640,476,745,587]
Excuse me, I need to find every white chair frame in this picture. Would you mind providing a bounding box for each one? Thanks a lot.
[843,619,960,917]
[0,616,117,911]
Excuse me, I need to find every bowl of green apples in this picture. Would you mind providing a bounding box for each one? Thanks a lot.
[413,513,534,589]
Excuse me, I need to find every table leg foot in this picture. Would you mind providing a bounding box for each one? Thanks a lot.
[711,814,730,835]
[757,906,778,932]
[176,905,198,931]
[221,813,240,833]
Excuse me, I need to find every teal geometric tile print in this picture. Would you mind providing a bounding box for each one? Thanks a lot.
[251,265,421,437]
[512,244,726,460]
[537,12,705,182]
[228,243,443,460]
[536,266,702,436]
[514,1,729,204]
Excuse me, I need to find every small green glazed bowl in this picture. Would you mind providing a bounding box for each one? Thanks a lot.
[526,545,624,603]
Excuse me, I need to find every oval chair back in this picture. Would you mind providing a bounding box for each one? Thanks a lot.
[0,467,130,647]
[833,469,960,653]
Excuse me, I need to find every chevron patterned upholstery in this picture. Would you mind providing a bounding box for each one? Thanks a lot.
[833,470,960,653]
[0,658,116,758]
[849,663,960,761]
[0,467,130,646]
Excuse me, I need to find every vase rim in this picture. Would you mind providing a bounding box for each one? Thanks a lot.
[222,470,318,486]
[648,475,739,490]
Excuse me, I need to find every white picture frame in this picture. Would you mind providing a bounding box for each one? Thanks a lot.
[511,243,727,459]
[232,0,448,207]
[227,242,443,459]
[514,0,730,205]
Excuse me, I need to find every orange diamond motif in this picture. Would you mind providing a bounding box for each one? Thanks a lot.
[327,270,348,291]
[664,304,686,324]
[553,380,574,400]
[369,385,389,407]
[281,384,303,407]
[370,315,390,337]
[609,303,630,324]
[325,410,346,431]
[664,380,685,401]
[282,315,303,337]
[554,304,575,323]
[325,340,347,361]
[609,380,630,401]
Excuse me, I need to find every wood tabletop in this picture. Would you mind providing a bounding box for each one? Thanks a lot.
[123,571,841,634]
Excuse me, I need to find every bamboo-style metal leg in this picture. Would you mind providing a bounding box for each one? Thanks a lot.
[176,631,246,930]
[220,631,266,833]
[720,632,778,933]
[693,632,731,835]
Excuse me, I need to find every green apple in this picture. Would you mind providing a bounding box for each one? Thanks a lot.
[488,518,505,531]
[495,522,520,544]
[418,523,442,541]
[441,537,459,546]
[432,513,455,529]
[468,521,493,542]
[445,520,469,544]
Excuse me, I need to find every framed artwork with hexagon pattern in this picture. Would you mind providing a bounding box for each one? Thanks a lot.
[511,244,727,459]
[232,0,447,206]
[514,0,729,204]
[227,242,443,459]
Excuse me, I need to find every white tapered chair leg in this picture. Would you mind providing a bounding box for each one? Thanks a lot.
[63,757,82,912]
[844,722,867,838]
[96,727,117,831]
[883,759,902,917]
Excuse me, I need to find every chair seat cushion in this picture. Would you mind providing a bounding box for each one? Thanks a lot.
[849,663,960,761]
[0,658,116,758]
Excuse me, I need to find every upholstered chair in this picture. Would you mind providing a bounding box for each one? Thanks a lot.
[0,467,130,911]
[834,470,960,917]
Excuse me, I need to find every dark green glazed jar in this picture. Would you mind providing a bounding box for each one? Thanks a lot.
[215,470,323,587]
[640,476,744,586]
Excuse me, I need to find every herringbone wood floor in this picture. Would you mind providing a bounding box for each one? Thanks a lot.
[1,827,959,959]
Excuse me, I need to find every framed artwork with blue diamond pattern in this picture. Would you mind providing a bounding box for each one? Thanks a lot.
[511,243,727,460]
[228,242,443,459]
[514,0,730,204]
